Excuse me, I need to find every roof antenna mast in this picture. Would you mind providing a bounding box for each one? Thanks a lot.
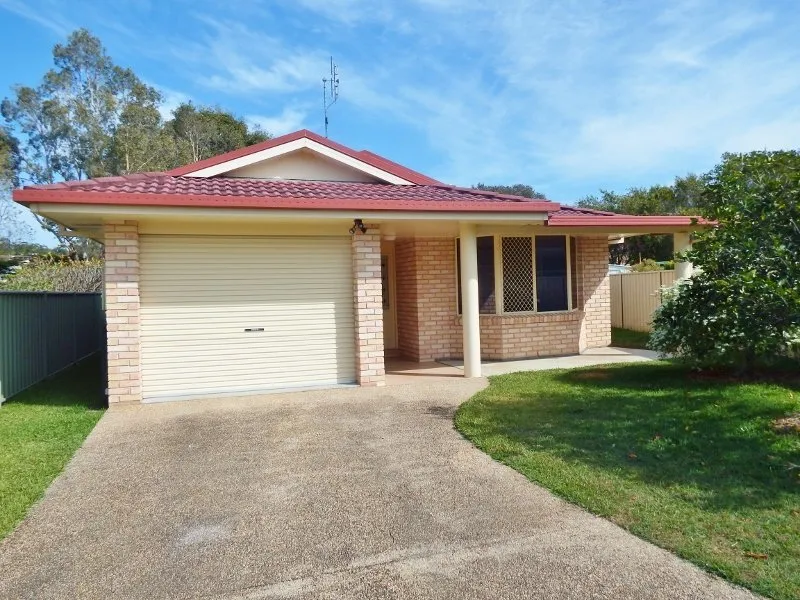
[322,56,339,137]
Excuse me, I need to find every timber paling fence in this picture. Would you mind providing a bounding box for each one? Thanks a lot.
[0,292,104,403]
[610,270,676,333]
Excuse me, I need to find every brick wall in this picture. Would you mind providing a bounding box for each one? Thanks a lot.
[352,225,385,386]
[395,239,420,360]
[395,235,610,362]
[104,221,142,404]
[576,236,611,351]
[100,228,606,397]
[395,238,461,362]
[477,312,582,359]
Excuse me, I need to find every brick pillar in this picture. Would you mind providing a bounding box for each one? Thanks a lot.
[104,221,142,404]
[395,238,420,362]
[352,224,385,386]
[577,236,611,351]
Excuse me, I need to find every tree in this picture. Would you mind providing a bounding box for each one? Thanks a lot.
[2,29,162,253]
[650,151,800,371]
[167,103,269,165]
[578,174,706,264]
[473,183,546,199]
[2,29,271,255]
[0,197,31,244]
[110,101,176,174]
[0,127,32,243]
[2,29,165,183]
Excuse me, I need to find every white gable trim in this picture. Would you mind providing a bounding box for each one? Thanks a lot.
[182,138,415,185]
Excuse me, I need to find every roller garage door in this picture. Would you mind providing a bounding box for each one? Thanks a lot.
[139,235,356,400]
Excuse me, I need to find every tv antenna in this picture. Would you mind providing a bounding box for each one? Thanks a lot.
[322,56,339,137]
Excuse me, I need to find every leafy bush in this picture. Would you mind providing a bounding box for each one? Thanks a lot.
[650,151,800,371]
[631,258,663,272]
[0,256,103,292]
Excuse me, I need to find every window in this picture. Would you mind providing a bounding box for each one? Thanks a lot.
[535,236,568,312]
[456,236,495,314]
[502,237,534,312]
[457,235,577,314]
[570,237,578,310]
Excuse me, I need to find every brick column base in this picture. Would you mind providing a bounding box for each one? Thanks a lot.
[104,221,142,404]
[352,224,385,386]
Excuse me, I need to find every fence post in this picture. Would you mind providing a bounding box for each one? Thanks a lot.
[0,295,4,405]
[72,293,78,365]
[42,293,48,380]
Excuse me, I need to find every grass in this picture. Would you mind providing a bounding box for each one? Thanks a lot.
[611,327,651,349]
[455,362,800,600]
[0,355,105,540]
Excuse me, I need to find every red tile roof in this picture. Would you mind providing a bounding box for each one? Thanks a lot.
[20,174,538,201]
[166,129,443,185]
[14,173,707,226]
[15,174,558,213]
[13,127,706,228]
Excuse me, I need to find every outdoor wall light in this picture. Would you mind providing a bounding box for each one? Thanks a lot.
[349,219,367,235]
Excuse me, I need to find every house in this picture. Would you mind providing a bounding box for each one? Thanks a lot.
[13,130,700,404]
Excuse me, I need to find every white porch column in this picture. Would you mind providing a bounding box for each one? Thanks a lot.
[674,232,693,280]
[459,223,481,377]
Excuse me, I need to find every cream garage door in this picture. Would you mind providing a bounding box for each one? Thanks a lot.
[139,235,356,400]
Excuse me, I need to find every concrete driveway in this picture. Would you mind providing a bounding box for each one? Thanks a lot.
[0,378,758,599]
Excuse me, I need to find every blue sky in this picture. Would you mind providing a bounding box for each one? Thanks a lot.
[2,0,800,245]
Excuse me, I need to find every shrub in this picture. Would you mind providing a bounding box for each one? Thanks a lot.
[650,151,800,371]
[631,258,663,272]
[0,256,103,292]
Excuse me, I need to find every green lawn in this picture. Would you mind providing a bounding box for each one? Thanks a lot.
[0,355,105,540]
[611,327,651,349]
[455,362,800,600]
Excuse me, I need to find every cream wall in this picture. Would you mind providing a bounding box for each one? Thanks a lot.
[225,148,383,182]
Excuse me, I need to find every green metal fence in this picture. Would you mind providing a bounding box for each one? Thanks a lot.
[0,292,104,403]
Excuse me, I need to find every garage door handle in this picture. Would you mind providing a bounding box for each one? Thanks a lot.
[244,327,265,332]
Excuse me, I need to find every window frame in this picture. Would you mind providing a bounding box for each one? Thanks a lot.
[455,234,576,316]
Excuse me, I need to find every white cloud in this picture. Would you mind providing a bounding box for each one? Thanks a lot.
[247,107,308,135]
[0,0,72,36]
[153,86,192,120]
[186,18,326,95]
[7,0,800,197]
[297,0,800,189]
[290,0,393,25]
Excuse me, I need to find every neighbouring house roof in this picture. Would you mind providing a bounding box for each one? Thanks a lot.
[546,205,706,227]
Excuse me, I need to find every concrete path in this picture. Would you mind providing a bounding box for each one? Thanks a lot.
[385,347,658,385]
[442,347,659,376]
[0,377,758,599]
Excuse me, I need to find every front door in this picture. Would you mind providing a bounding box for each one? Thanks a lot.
[381,250,398,352]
